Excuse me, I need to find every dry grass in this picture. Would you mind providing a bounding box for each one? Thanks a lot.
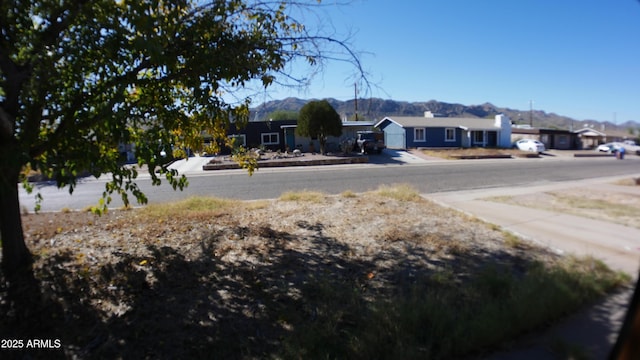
[421,147,524,159]
[340,190,357,198]
[141,196,238,217]
[502,230,523,247]
[486,182,640,229]
[3,184,628,359]
[374,183,422,201]
[279,190,326,202]
[614,177,640,186]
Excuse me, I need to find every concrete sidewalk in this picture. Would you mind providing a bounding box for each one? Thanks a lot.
[168,156,214,174]
[423,175,640,359]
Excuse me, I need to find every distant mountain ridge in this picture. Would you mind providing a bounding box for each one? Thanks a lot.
[251,97,638,132]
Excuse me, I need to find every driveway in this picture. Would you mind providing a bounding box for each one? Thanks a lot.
[168,156,217,174]
[425,176,640,359]
[370,149,434,164]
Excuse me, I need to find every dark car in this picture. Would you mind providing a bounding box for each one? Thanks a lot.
[356,131,385,154]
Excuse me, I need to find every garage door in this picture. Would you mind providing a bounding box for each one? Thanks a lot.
[385,133,405,149]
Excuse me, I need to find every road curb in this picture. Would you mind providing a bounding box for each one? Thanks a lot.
[202,155,369,170]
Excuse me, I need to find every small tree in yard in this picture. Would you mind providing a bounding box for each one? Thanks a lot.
[0,0,367,303]
[297,100,342,155]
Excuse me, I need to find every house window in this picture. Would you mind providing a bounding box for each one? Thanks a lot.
[558,135,567,145]
[414,128,426,142]
[228,134,246,147]
[473,131,484,144]
[261,132,279,145]
[445,128,455,142]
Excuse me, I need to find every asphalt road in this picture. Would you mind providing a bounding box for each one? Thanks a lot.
[19,155,640,212]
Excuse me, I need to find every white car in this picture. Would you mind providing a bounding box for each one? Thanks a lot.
[514,139,545,153]
[596,143,622,153]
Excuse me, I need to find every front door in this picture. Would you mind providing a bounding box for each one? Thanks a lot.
[487,132,497,147]
[285,128,296,151]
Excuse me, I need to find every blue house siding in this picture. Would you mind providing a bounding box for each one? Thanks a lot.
[406,128,461,148]
[451,128,464,147]
[378,121,463,148]
[424,128,440,146]
[425,128,460,147]
[376,116,510,150]
[406,128,419,148]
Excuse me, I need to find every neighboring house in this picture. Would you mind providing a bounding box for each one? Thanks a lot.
[574,127,606,150]
[511,127,577,150]
[117,119,376,159]
[603,128,638,144]
[225,119,377,153]
[283,120,378,153]
[223,119,297,153]
[374,113,512,149]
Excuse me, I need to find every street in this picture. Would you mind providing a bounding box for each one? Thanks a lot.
[19,152,640,212]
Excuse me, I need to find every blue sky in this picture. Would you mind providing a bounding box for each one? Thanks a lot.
[262,0,640,123]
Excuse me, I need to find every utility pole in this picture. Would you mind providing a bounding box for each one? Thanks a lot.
[529,100,534,127]
[354,82,358,121]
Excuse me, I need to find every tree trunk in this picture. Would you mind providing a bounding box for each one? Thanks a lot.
[610,271,640,359]
[0,166,34,287]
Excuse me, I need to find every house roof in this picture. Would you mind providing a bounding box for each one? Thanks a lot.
[511,128,574,135]
[574,127,606,137]
[280,120,375,129]
[341,121,376,127]
[375,116,500,131]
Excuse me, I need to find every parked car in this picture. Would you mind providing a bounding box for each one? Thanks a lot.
[596,143,621,153]
[356,131,385,154]
[514,139,545,153]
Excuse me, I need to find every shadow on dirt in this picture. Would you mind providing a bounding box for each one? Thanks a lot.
[0,219,618,359]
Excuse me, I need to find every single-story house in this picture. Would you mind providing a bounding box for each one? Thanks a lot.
[374,113,512,149]
[225,119,377,153]
[511,127,578,150]
[574,127,606,150]
[223,119,297,153]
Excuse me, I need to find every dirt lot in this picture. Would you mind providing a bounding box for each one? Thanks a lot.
[419,147,535,159]
[3,186,540,357]
[3,180,635,358]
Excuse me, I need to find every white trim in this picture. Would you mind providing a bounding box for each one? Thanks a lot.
[261,132,279,145]
[375,117,405,129]
[445,127,456,142]
[228,134,246,147]
[574,127,606,136]
[342,121,376,127]
[472,131,485,144]
[414,128,426,142]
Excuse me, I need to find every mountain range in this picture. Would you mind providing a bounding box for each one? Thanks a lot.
[251,97,638,133]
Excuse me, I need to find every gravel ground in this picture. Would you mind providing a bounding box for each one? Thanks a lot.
[4,179,634,359]
[3,186,564,359]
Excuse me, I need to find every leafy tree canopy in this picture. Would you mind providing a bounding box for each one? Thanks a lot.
[297,99,342,154]
[0,0,367,285]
